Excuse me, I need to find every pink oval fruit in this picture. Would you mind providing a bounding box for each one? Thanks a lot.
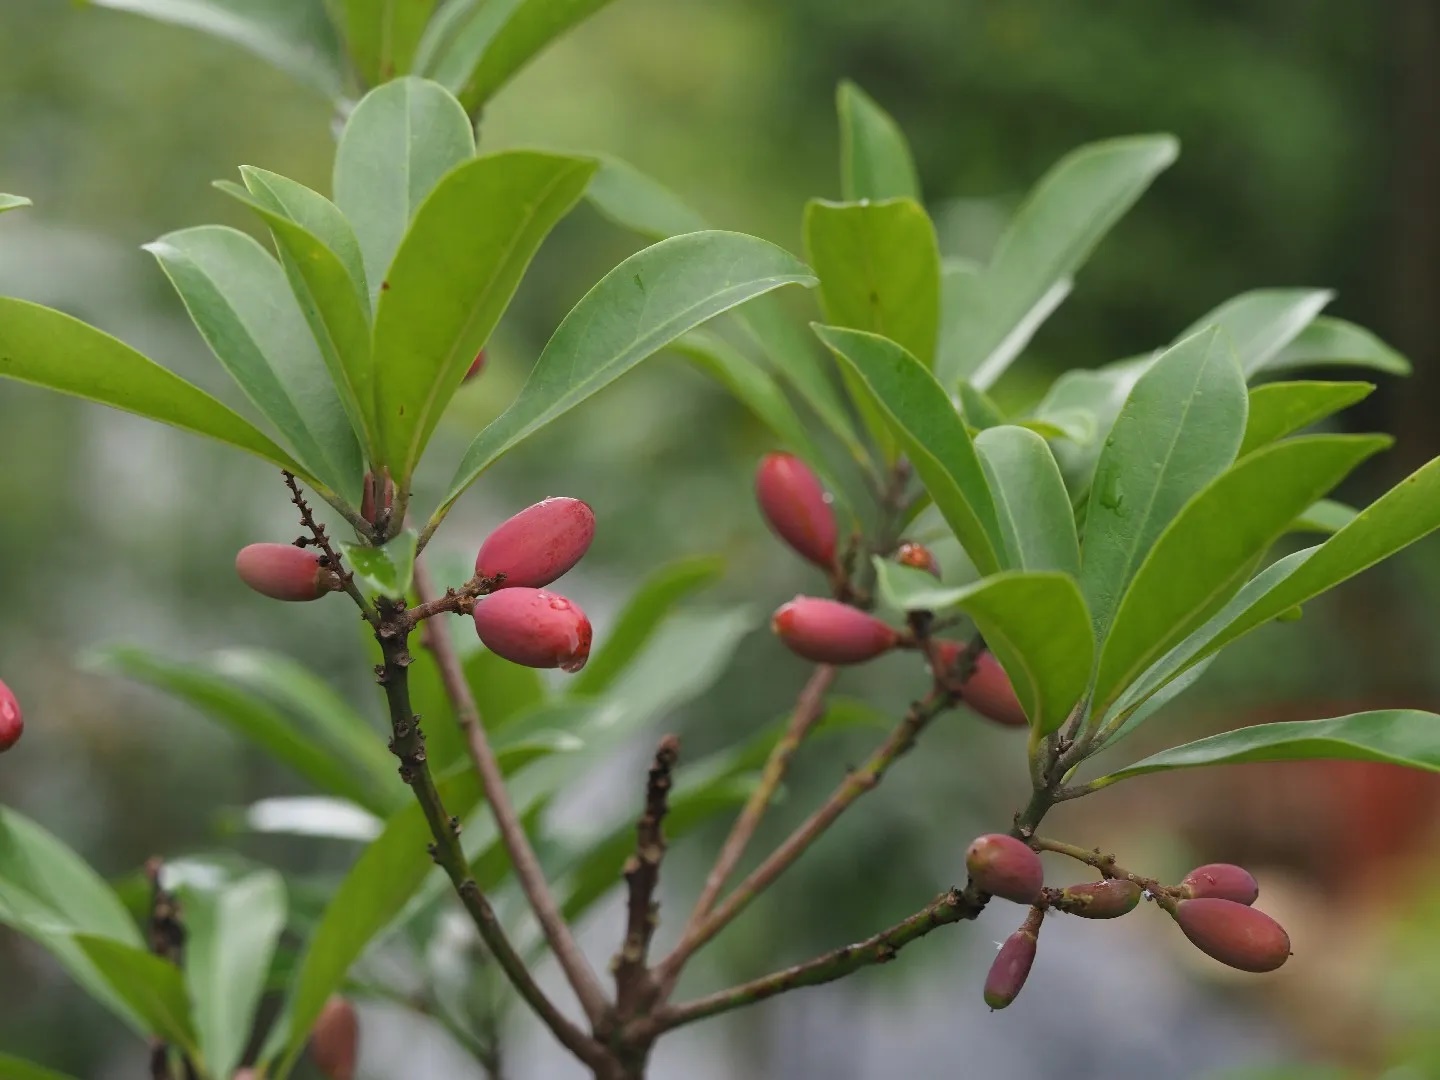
[1180,863,1259,906]
[473,588,592,672]
[1059,878,1142,919]
[961,651,1028,728]
[0,679,22,753]
[464,349,486,382]
[771,597,898,665]
[235,543,337,602]
[896,541,940,578]
[1175,898,1290,973]
[360,471,394,526]
[984,928,1038,1009]
[309,995,359,1080]
[966,834,1044,904]
[475,497,595,589]
[755,453,838,569]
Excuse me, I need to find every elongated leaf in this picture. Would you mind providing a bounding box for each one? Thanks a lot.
[1095,711,1440,787]
[1178,289,1333,377]
[339,0,436,86]
[0,1055,78,1080]
[937,135,1178,389]
[1081,329,1247,644]
[817,325,1004,575]
[146,226,363,502]
[837,80,920,202]
[238,796,383,842]
[439,232,816,514]
[86,0,344,97]
[584,154,709,241]
[76,936,196,1051]
[0,194,31,214]
[1292,498,1357,535]
[875,563,1092,734]
[182,870,287,1078]
[0,300,307,478]
[1239,380,1373,457]
[975,425,1080,576]
[1267,316,1411,377]
[373,152,595,480]
[1091,434,1390,715]
[339,529,418,601]
[333,77,475,306]
[957,381,1007,431]
[569,555,724,695]
[464,649,545,733]
[237,169,369,300]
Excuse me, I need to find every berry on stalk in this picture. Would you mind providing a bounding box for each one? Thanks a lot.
[754,452,838,569]
[0,679,21,753]
[965,834,1044,904]
[309,995,359,1080]
[984,926,1038,1009]
[475,497,595,589]
[473,588,592,672]
[771,597,898,664]
[1175,898,1291,973]
[235,543,339,602]
[1179,863,1260,906]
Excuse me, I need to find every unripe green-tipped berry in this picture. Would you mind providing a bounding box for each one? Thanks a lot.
[1175,898,1290,973]
[1058,878,1142,919]
[1179,863,1259,906]
[984,928,1037,1009]
[755,452,838,568]
[309,995,358,1080]
[359,470,394,526]
[464,349,486,382]
[895,541,941,578]
[475,497,595,589]
[235,543,339,602]
[771,597,898,664]
[0,679,21,753]
[473,588,592,672]
[965,834,1044,904]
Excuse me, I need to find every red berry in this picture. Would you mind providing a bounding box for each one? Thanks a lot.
[896,541,940,578]
[309,996,358,1080]
[962,650,1028,728]
[984,928,1038,1009]
[465,349,486,382]
[359,470,394,527]
[965,834,1044,904]
[1058,878,1142,919]
[235,543,337,602]
[1175,898,1290,973]
[1179,863,1259,906]
[0,679,22,753]
[771,597,898,665]
[473,588,592,672]
[755,452,838,568]
[475,497,595,589]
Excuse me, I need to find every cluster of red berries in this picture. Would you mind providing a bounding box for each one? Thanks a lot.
[966,834,1290,1009]
[755,452,1025,726]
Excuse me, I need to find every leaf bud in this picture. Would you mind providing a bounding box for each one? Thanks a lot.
[895,541,940,578]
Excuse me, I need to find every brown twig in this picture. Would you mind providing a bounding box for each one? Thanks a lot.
[614,734,681,1016]
[143,858,195,1080]
[402,572,503,626]
[1029,836,1175,913]
[283,471,378,624]
[411,559,611,1028]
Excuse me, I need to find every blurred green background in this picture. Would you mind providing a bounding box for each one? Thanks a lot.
[3,1,1440,1077]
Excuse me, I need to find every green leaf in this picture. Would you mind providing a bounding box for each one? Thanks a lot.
[145,226,364,503]
[333,77,476,307]
[816,324,1004,576]
[182,870,287,1079]
[1091,434,1390,715]
[0,1055,79,1080]
[372,152,595,481]
[584,154,709,241]
[0,299,309,479]
[339,529,418,600]
[1093,710,1440,787]
[1292,498,1358,536]
[974,425,1080,575]
[957,381,1007,430]
[338,0,436,86]
[75,936,197,1051]
[836,80,920,202]
[85,0,344,97]
[1239,380,1374,457]
[1177,288,1333,377]
[569,555,724,696]
[439,231,816,516]
[874,563,1092,735]
[1267,316,1411,377]
[235,796,382,842]
[937,135,1178,389]
[464,648,545,731]
[0,194,31,214]
[1080,329,1247,645]
[424,0,620,114]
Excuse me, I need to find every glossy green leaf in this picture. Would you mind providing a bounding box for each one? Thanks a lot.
[816,324,1004,576]
[937,135,1178,389]
[0,194,31,214]
[1292,498,1358,536]
[75,936,196,1051]
[584,154,709,241]
[1091,434,1390,715]
[957,381,1006,430]
[874,562,1092,735]
[0,1055,79,1080]
[338,0,436,86]
[86,0,344,97]
[1239,380,1373,457]
[836,80,920,202]
[975,425,1080,576]
[1177,289,1333,377]
[0,299,308,479]
[439,231,816,516]
[1267,316,1411,377]
[145,226,363,502]
[339,529,418,600]
[372,152,595,480]
[464,648,545,731]
[333,77,475,306]
[569,555,724,696]
[182,870,287,1078]
[1081,329,1247,644]
[1094,711,1440,787]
